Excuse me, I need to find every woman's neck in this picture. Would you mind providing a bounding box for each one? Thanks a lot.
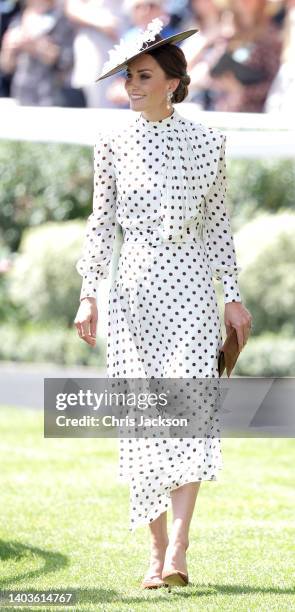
[140,107,174,122]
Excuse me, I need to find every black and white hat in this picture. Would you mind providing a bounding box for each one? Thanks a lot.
[95,17,199,82]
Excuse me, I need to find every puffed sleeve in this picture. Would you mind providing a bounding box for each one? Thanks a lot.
[203,133,242,304]
[76,131,117,301]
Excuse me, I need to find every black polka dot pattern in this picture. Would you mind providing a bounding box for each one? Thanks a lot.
[76,107,243,531]
[76,107,242,304]
[76,132,117,300]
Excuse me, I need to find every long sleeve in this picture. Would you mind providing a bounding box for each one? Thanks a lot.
[203,133,242,304]
[76,131,117,301]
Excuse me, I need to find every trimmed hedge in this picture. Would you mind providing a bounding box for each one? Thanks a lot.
[0,322,106,366]
[6,220,87,325]
[234,334,295,377]
[234,212,295,336]
[228,156,295,230]
[0,140,92,252]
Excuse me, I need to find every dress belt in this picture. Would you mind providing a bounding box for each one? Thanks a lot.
[122,222,203,245]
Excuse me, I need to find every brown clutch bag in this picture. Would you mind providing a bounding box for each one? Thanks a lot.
[218,327,240,378]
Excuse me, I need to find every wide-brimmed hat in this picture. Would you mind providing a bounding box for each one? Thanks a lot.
[95,17,199,82]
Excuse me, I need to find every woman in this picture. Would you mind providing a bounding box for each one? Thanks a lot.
[264,0,295,113]
[74,18,252,589]
[0,0,75,106]
[179,0,229,108]
[208,0,282,112]
[64,0,126,108]
[103,0,177,108]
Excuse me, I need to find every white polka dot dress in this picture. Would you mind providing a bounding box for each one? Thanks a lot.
[76,107,242,532]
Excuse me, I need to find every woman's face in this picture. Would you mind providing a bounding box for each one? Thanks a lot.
[124,53,179,113]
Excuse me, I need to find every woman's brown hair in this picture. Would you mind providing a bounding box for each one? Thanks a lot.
[144,34,191,103]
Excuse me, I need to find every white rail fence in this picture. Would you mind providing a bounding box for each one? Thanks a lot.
[0,99,294,158]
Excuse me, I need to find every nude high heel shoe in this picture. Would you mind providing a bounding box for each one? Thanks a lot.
[162,541,189,586]
[141,576,168,589]
[162,569,189,586]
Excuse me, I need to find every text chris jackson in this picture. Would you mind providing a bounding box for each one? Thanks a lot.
[56,415,188,427]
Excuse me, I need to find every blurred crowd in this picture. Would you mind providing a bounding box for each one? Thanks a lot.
[0,0,294,112]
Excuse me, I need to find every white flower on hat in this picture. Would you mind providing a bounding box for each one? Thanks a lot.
[101,17,165,75]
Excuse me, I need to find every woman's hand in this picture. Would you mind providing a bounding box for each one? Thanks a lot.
[224,302,252,352]
[74,297,97,346]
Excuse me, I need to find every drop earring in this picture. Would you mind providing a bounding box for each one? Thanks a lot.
[166,90,173,110]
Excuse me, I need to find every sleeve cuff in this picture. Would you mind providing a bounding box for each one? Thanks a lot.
[222,273,242,304]
[79,273,102,301]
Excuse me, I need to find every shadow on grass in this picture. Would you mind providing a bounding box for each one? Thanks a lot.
[1,584,295,608]
[0,540,294,608]
[76,582,295,605]
[1,583,294,610]
[0,539,68,588]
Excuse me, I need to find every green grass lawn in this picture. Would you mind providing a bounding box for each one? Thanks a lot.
[0,405,294,612]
